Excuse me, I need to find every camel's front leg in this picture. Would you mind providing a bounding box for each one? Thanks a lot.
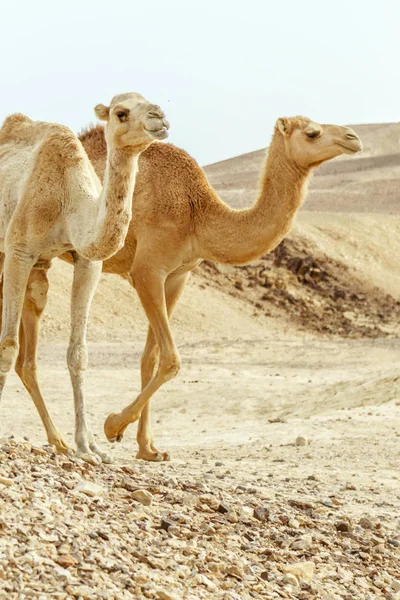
[68,255,111,465]
[13,266,70,453]
[104,264,182,447]
[0,249,36,402]
[136,272,189,461]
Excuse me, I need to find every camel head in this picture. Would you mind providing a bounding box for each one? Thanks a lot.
[94,92,169,151]
[275,116,362,168]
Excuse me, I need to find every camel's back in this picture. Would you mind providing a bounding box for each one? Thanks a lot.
[80,125,212,226]
[78,125,216,275]
[0,114,88,244]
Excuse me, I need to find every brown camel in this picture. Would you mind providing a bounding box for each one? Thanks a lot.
[2,116,362,461]
[0,92,168,463]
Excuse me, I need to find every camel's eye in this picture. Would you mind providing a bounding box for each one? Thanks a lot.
[306,130,320,139]
[116,110,129,122]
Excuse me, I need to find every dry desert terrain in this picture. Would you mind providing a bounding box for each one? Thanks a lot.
[1,123,400,600]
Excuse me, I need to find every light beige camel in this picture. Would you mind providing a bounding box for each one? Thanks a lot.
[3,116,361,461]
[0,92,168,463]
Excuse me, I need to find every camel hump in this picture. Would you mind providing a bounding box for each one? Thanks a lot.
[0,114,82,164]
[0,113,34,143]
[39,127,84,165]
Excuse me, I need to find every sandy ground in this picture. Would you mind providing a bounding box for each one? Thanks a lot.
[2,335,399,528]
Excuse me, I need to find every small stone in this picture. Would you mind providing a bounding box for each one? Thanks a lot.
[132,489,153,506]
[75,479,106,497]
[208,561,223,573]
[239,506,253,522]
[31,446,47,456]
[54,566,72,580]
[291,535,312,551]
[226,508,238,523]
[322,499,334,508]
[56,554,78,568]
[331,497,342,506]
[254,506,269,522]
[0,476,14,486]
[68,585,92,599]
[156,590,180,600]
[288,518,300,529]
[182,493,197,507]
[279,514,290,525]
[227,564,244,580]
[203,525,216,536]
[335,520,352,533]
[392,579,400,592]
[57,543,71,555]
[295,436,308,447]
[161,519,173,532]
[283,573,299,587]
[343,311,355,321]
[345,482,357,490]
[359,517,373,529]
[217,503,229,514]
[282,562,315,583]
[388,539,400,547]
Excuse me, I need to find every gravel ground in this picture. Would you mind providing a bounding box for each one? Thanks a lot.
[1,436,399,600]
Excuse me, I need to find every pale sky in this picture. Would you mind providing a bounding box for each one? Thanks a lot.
[1,0,399,165]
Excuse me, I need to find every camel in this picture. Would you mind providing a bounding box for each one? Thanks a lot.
[0,92,169,463]
[2,116,362,462]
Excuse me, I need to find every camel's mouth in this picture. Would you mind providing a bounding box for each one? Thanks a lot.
[337,141,362,154]
[147,126,169,140]
[145,117,169,140]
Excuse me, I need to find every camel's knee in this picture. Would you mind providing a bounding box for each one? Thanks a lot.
[67,342,88,373]
[26,271,49,313]
[0,337,19,374]
[159,351,181,383]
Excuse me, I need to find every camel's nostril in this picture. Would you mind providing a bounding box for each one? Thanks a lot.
[346,133,358,140]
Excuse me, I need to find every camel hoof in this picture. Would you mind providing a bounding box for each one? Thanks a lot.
[99,452,113,464]
[73,451,102,466]
[136,449,170,462]
[104,413,124,443]
[89,443,113,464]
[49,437,72,455]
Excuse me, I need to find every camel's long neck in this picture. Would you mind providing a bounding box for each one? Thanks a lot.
[198,132,312,265]
[71,147,138,261]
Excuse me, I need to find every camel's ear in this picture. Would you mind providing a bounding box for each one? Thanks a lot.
[276,118,292,137]
[94,104,110,121]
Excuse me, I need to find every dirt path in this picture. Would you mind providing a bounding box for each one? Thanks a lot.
[2,337,399,515]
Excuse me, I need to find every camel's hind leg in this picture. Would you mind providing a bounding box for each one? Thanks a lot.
[0,249,36,398]
[136,272,189,462]
[13,266,70,453]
